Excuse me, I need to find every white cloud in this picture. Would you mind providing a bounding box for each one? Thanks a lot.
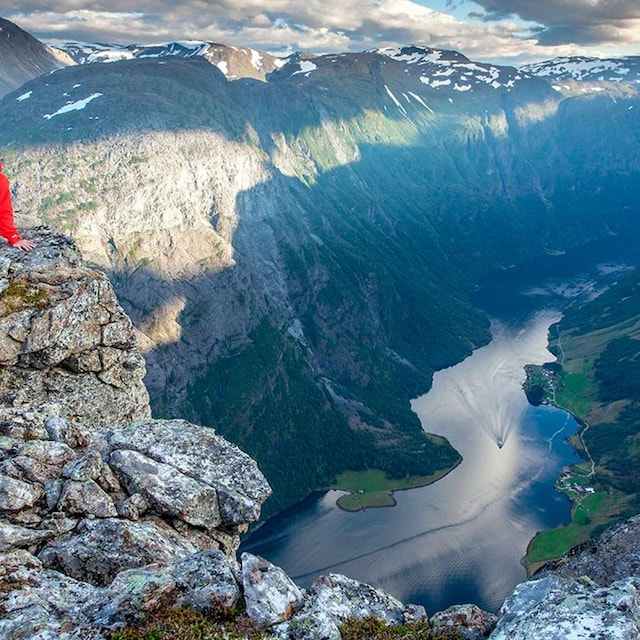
[2,0,638,64]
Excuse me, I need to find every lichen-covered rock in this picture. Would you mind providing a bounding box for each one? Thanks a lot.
[274,573,414,640]
[56,479,118,518]
[431,603,497,639]
[242,552,304,627]
[109,448,221,530]
[37,517,201,586]
[0,520,53,551]
[0,550,99,640]
[106,418,272,526]
[172,550,242,612]
[0,227,150,430]
[489,575,640,640]
[87,564,178,632]
[0,473,42,510]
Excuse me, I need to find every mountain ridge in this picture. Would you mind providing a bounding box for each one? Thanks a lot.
[0,17,74,98]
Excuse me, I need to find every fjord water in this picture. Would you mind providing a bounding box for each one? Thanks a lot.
[243,236,640,614]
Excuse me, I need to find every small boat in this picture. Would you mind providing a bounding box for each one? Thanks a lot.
[497,439,504,449]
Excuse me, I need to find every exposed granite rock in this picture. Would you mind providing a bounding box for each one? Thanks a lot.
[105,418,272,527]
[109,448,221,530]
[0,227,150,430]
[242,552,305,627]
[490,575,640,640]
[273,573,427,640]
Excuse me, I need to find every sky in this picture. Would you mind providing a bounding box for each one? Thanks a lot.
[2,0,639,65]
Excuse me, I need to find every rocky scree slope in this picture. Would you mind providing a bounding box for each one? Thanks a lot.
[0,228,639,638]
[2,42,640,514]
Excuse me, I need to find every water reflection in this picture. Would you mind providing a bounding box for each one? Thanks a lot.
[245,309,580,612]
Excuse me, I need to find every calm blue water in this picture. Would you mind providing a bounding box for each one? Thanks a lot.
[243,235,640,614]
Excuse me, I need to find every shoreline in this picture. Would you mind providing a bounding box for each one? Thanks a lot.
[334,456,463,512]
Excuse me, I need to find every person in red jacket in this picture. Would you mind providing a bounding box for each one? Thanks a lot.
[0,161,34,251]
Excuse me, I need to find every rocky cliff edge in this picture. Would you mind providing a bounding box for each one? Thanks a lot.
[0,227,639,639]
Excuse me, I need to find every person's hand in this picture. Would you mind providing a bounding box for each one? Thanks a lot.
[14,239,35,251]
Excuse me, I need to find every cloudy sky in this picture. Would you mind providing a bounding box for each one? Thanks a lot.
[2,0,639,64]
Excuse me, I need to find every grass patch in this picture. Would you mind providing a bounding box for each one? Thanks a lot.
[0,278,49,316]
[333,465,458,512]
[526,489,630,571]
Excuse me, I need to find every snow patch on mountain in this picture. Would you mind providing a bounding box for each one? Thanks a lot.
[378,45,526,92]
[54,40,282,82]
[43,92,103,119]
[293,60,318,76]
[522,56,640,84]
[384,84,407,115]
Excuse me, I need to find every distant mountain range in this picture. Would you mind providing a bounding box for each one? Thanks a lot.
[1,17,640,515]
[52,38,640,88]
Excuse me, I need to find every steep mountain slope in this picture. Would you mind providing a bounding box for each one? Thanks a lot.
[0,17,73,97]
[1,40,639,515]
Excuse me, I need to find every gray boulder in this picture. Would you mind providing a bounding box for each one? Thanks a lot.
[489,575,640,640]
[275,573,422,640]
[109,448,221,530]
[37,517,200,585]
[242,552,304,627]
[106,418,272,526]
[0,550,98,640]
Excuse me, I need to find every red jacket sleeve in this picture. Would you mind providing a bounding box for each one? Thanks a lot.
[0,173,21,245]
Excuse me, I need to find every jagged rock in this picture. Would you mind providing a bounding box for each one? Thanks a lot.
[44,478,64,509]
[0,227,150,430]
[490,575,640,639]
[87,564,178,632]
[3,455,60,484]
[37,517,201,586]
[172,550,242,612]
[19,440,77,466]
[56,479,118,518]
[109,448,221,530]
[106,419,272,526]
[242,552,304,627]
[431,604,497,639]
[62,450,104,482]
[274,573,418,640]
[0,473,42,510]
[116,492,148,520]
[44,415,90,449]
[0,520,53,551]
[0,550,98,640]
